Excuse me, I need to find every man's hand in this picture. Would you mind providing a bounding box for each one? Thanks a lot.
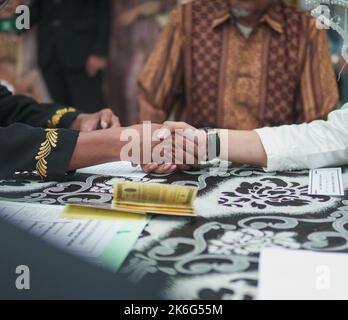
[141,121,208,174]
[125,123,175,166]
[69,108,120,132]
[142,163,190,174]
[86,54,108,77]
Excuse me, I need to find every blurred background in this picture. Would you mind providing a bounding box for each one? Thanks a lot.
[0,0,347,126]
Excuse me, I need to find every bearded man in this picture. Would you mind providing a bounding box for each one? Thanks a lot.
[138,0,339,129]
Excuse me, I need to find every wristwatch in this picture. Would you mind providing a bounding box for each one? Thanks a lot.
[201,128,221,161]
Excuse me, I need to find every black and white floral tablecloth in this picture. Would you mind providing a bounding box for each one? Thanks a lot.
[1,166,348,300]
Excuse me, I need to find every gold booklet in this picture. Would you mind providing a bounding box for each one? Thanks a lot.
[67,182,198,217]
[113,182,198,216]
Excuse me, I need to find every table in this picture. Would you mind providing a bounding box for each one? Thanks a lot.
[1,165,348,300]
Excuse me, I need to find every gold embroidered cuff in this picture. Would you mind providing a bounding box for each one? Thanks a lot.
[48,107,77,128]
[35,129,58,178]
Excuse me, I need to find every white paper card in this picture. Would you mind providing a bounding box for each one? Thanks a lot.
[258,248,348,300]
[0,201,123,258]
[308,168,344,196]
[0,201,147,271]
[77,161,147,179]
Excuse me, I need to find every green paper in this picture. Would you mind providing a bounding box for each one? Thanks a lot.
[99,219,148,272]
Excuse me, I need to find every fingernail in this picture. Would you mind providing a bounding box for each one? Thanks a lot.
[170,165,177,171]
[101,121,108,129]
[157,128,170,140]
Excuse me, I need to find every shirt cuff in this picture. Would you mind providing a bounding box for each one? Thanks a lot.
[59,110,81,129]
[47,107,81,129]
[255,127,284,172]
[37,129,79,181]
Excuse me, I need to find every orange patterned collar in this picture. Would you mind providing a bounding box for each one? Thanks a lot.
[211,1,284,34]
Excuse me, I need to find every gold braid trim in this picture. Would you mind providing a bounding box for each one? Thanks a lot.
[35,129,58,178]
[48,107,77,128]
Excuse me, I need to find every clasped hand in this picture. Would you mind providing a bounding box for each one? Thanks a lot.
[125,122,208,174]
[69,109,208,174]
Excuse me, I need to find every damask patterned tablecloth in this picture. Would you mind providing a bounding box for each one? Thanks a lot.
[1,165,348,300]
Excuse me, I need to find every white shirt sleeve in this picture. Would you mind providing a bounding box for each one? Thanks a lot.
[255,104,348,172]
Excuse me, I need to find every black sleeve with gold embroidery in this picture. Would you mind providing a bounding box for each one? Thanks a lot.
[0,85,80,129]
[0,124,78,180]
[0,85,80,180]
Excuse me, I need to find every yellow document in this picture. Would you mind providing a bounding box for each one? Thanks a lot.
[113,181,197,216]
[62,204,146,221]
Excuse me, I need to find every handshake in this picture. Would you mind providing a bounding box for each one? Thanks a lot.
[69,109,234,175]
[121,121,222,174]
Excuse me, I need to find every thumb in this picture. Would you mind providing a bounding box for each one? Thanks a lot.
[155,127,172,140]
[163,121,193,132]
[100,110,112,129]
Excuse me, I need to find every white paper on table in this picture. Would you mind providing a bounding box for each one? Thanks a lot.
[308,168,344,196]
[77,161,147,179]
[0,201,124,258]
[258,248,348,300]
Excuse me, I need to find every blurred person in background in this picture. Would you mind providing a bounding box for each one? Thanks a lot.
[325,5,348,105]
[110,0,180,126]
[138,0,339,130]
[0,0,47,101]
[29,0,111,113]
[328,28,348,105]
[298,0,348,106]
[297,0,348,105]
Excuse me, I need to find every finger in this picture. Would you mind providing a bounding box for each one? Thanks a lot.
[160,165,177,174]
[80,118,98,132]
[110,115,121,128]
[164,125,206,163]
[142,163,159,173]
[101,109,120,129]
[163,121,195,133]
[100,109,113,129]
[154,164,176,174]
[167,165,177,173]
[173,135,197,165]
[155,127,172,140]
[159,139,176,164]
[176,131,207,163]
[156,122,181,140]
[160,135,195,166]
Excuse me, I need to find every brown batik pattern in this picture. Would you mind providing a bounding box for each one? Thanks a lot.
[262,3,302,126]
[185,0,303,128]
[188,0,227,128]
